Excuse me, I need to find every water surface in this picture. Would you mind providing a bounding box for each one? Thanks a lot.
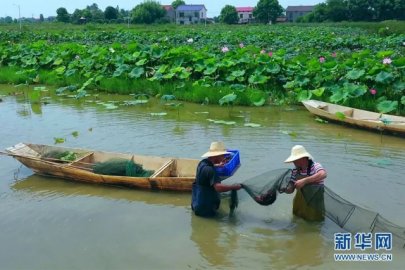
[1,85,404,269]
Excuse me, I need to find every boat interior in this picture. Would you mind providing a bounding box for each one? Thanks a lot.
[7,143,198,178]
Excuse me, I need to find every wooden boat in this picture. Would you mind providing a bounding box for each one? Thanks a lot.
[302,100,405,135]
[5,143,199,191]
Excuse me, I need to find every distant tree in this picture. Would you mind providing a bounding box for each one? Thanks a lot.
[253,0,283,24]
[306,0,405,22]
[132,1,166,24]
[220,5,238,24]
[82,9,92,21]
[172,0,185,10]
[119,8,130,19]
[5,16,13,23]
[372,0,405,20]
[39,14,44,22]
[86,3,104,23]
[323,0,348,22]
[87,3,99,13]
[56,7,70,23]
[346,0,373,21]
[105,6,119,20]
[71,9,84,24]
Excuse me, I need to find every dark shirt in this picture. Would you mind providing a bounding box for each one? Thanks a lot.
[195,159,221,187]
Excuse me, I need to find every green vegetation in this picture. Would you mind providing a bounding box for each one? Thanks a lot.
[299,0,405,22]
[254,0,284,24]
[171,0,185,10]
[220,5,239,24]
[132,1,166,24]
[0,23,404,114]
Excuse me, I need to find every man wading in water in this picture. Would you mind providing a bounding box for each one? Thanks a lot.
[191,142,242,217]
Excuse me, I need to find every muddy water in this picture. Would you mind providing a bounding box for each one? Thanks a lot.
[0,85,404,269]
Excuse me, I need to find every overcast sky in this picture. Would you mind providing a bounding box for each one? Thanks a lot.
[3,0,324,19]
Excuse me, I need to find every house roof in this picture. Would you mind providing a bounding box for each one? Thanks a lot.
[286,6,314,12]
[162,5,173,11]
[236,7,254,12]
[176,5,206,12]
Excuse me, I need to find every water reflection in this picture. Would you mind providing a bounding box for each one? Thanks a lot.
[1,84,405,269]
[11,175,190,207]
[252,221,325,268]
[190,214,238,267]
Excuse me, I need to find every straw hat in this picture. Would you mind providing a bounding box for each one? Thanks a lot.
[201,142,230,158]
[284,145,313,163]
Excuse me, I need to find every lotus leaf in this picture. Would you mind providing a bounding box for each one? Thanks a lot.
[244,123,261,127]
[393,57,405,67]
[248,74,267,85]
[297,90,312,101]
[346,69,365,80]
[315,117,328,123]
[150,112,167,116]
[54,137,65,144]
[335,112,346,120]
[375,71,394,84]
[129,67,144,78]
[393,81,405,92]
[311,87,325,97]
[219,93,237,106]
[377,100,397,114]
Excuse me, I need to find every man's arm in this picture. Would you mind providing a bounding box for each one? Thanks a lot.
[295,169,327,189]
[214,183,242,192]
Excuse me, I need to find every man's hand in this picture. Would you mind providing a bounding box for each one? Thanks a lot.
[294,178,307,189]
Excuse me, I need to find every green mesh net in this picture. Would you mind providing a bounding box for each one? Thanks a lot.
[93,158,154,177]
[242,168,405,248]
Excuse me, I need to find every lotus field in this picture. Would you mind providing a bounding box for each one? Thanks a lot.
[0,25,404,113]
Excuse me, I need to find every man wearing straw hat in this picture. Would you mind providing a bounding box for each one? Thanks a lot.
[284,145,327,221]
[191,142,242,217]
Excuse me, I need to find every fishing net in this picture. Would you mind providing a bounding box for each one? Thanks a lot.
[229,190,238,216]
[92,158,154,177]
[242,168,405,248]
[242,168,292,205]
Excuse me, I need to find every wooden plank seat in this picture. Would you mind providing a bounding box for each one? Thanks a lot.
[150,159,175,178]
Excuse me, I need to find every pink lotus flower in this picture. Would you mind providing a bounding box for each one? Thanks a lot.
[221,46,229,53]
[369,88,377,95]
[319,56,325,63]
[239,43,244,48]
[260,49,266,54]
[331,52,337,57]
[383,58,392,65]
[268,51,273,57]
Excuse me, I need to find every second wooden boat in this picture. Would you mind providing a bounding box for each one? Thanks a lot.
[302,100,405,135]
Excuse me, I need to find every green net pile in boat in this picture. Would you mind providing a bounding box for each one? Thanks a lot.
[92,158,154,177]
[42,151,78,162]
[242,168,405,248]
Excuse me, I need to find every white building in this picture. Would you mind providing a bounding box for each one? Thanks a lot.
[176,5,207,25]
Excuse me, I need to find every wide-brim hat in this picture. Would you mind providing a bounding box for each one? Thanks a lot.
[201,141,230,158]
[284,145,313,163]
